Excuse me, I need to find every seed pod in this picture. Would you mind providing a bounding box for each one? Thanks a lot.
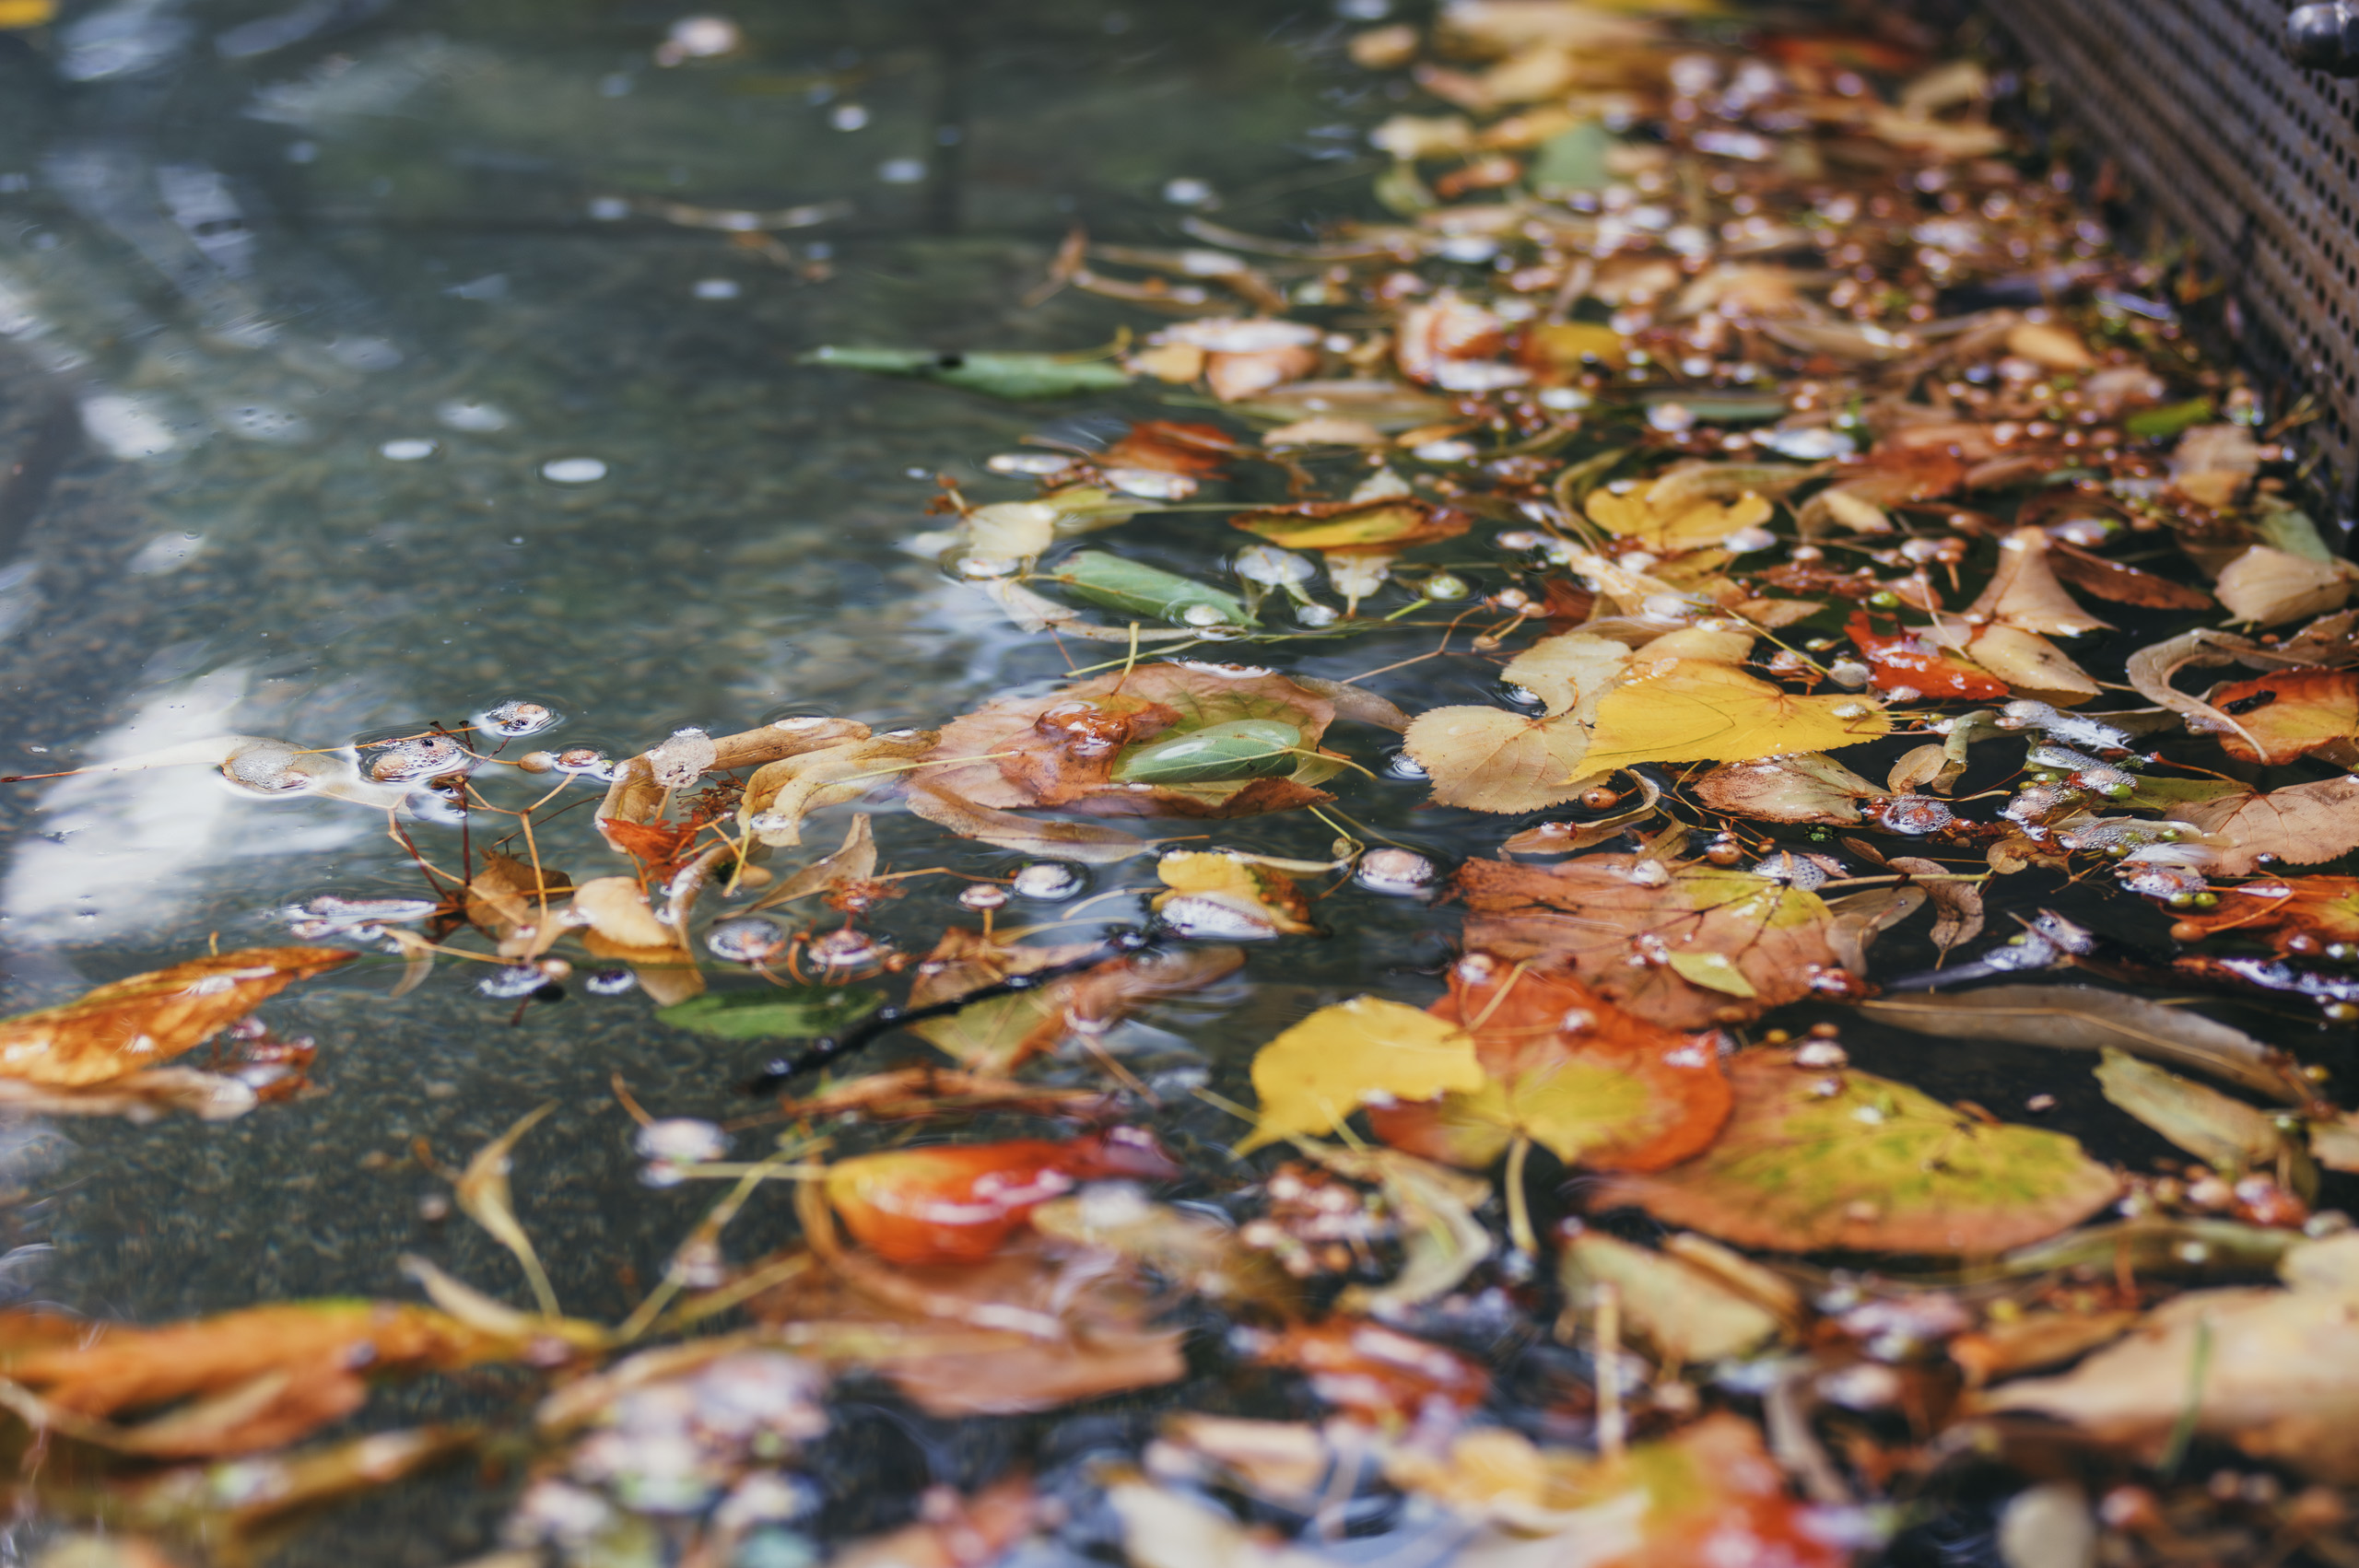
[1046,549,1253,628]
[1109,720,1302,786]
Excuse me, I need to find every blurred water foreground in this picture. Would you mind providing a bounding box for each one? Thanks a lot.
[0,0,1401,1555]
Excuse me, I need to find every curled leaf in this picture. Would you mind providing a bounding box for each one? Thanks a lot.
[0,948,352,1087]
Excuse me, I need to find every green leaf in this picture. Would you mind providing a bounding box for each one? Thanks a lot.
[1590,1049,2121,1254]
[2124,397,2215,440]
[656,986,882,1040]
[1110,720,1302,785]
[798,345,1134,400]
[1045,550,1254,628]
[1529,120,1616,192]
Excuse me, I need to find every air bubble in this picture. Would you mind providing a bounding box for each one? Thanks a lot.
[477,964,546,999]
[1012,862,1085,901]
[706,917,789,965]
[476,699,560,739]
[542,457,608,484]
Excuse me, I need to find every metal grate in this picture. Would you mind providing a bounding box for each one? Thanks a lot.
[1979,0,2359,518]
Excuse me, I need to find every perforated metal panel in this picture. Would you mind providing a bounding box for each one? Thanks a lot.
[1981,0,2359,515]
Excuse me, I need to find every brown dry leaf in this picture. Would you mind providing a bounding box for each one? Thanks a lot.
[2190,668,2359,764]
[1888,855,1986,952]
[2094,1048,2292,1175]
[579,929,704,1006]
[0,1068,260,1123]
[2048,541,2213,611]
[1403,707,1603,813]
[1983,1234,2359,1480]
[0,1302,511,1457]
[2176,778,2359,876]
[0,948,353,1088]
[1962,623,2101,702]
[2006,321,2095,370]
[1693,752,1880,825]
[747,813,877,912]
[749,1235,1186,1418]
[2216,545,2354,627]
[2170,424,2265,509]
[454,1105,561,1319]
[739,729,940,848]
[1964,527,2110,638]
[1455,854,1854,1027]
[598,717,872,837]
[1591,1050,2120,1254]
[1951,1309,2142,1386]
[1394,292,1529,392]
[830,1478,1040,1568]
[1558,1230,1785,1364]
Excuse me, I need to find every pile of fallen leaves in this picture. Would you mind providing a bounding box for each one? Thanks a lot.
[21,3,2359,1564]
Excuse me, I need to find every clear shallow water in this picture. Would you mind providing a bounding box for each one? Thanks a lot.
[0,0,1415,1553]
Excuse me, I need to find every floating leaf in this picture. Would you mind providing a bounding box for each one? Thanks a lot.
[0,1303,513,1457]
[739,730,940,848]
[2095,1048,2294,1174]
[1590,1049,2121,1254]
[1384,1413,1853,1567]
[1403,707,1602,813]
[1500,632,1631,718]
[1579,661,1888,773]
[1587,487,1770,552]
[1961,623,2101,702]
[1366,961,1730,1170]
[800,345,1133,400]
[569,876,675,950]
[1242,997,1485,1151]
[1964,526,2110,638]
[1456,855,1852,1027]
[1984,1234,2359,1480]
[2216,544,2353,627]
[1043,550,1253,629]
[1693,752,1879,825]
[0,948,353,1087]
[920,663,1358,828]
[1847,612,2010,701]
[2176,777,2359,876]
[2165,875,2359,955]
[1558,1231,1785,1364]
[2190,668,2359,764]
[1860,985,2312,1104]
[1110,719,1299,785]
[656,986,882,1040]
[1230,497,1468,554]
[825,1129,1182,1266]
[1151,851,1317,938]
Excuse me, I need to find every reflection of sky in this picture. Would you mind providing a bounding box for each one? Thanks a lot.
[2,665,365,946]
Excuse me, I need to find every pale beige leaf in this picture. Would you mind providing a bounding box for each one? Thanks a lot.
[2177,778,2359,875]
[1501,632,1629,718]
[569,877,673,950]
[1403,708,1603,813]
[455,1105,560,1319]
[1965,527,2109,638]
[1966,624,2100,700]
[2216,546,2353,627]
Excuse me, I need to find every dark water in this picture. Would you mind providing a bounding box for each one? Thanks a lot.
[0,1,2341,1562]
[0,0,1440,1558]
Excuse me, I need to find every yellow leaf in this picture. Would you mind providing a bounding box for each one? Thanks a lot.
[1403,708,1605,813]
[1151,852,1317,937]
[1243,998,1484,1151]
[1587,488,1770,552]
[0,0,53,27]
[1966,624,2101,702]
[1665,950,1757,998]
[1501,631,1629,718]
[1529,320,1628,369]
[1579,661,1889,773]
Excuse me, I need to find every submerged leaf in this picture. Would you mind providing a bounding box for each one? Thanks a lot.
[2095,1048,2294,1173]
[1860,985,2312,1105]
[1558,1231,1785,1364]
[1590,1049,2120,1254]
[455,1106,561,1320]
[801,345,1134,400]
[1693,752,1880,825]
[0,948,353,1087]
[656,987,882,1040]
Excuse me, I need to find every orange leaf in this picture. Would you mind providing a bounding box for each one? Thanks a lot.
[0,948,353,1087]
[2196,668,2359,765]
[826,1129,1183,1265]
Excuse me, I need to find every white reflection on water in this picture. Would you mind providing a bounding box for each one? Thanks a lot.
[3,665,365,945]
